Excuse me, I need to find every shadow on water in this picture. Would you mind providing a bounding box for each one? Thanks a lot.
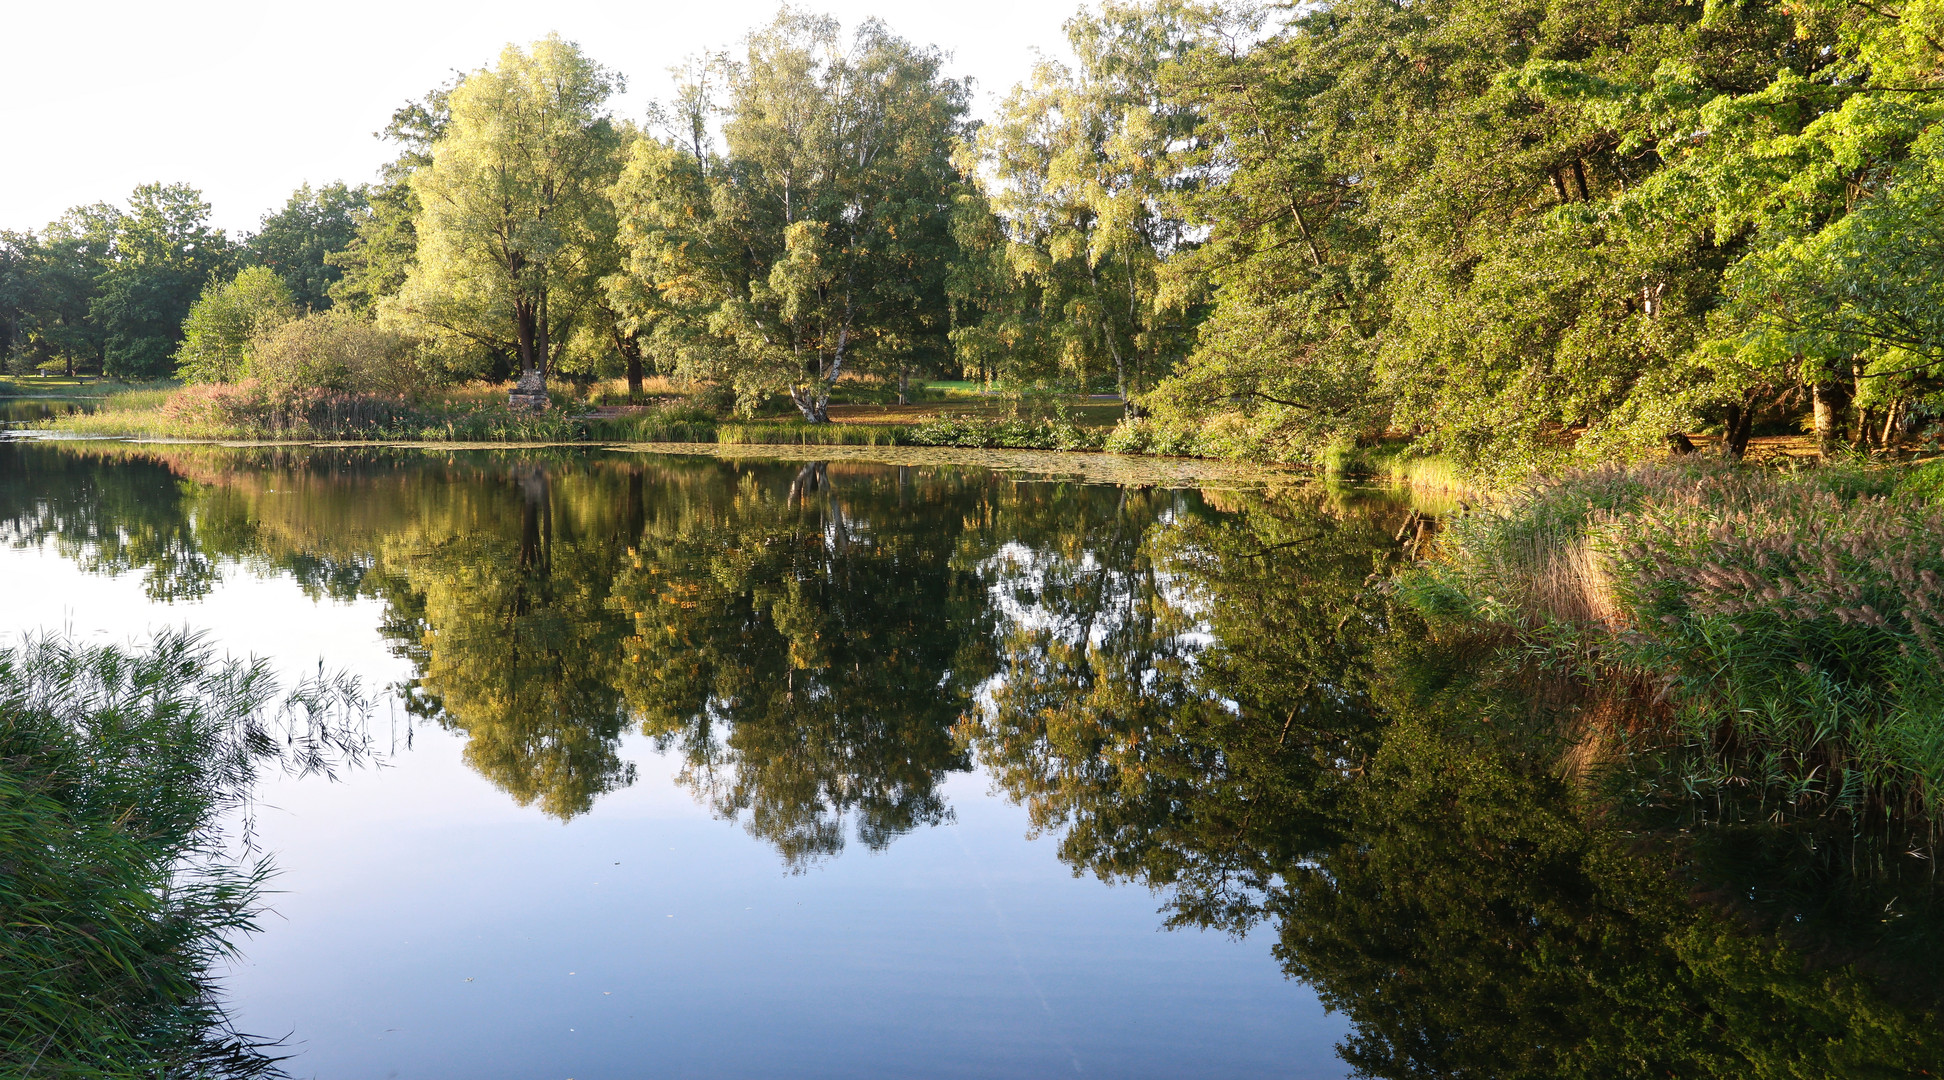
[2,439,1941,1076]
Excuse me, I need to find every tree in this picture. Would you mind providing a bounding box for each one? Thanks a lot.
[6,205,124,377]
[614,12,970,421]
[92,184,232,379]
[391,36,623,393]
[174,266,298,383]
[961,1,1219,415]
[247,182,368,312]
[1677,2,1944,456]
[1132,0,1829,464]
[0,231,35,373]
[328,86,452,316]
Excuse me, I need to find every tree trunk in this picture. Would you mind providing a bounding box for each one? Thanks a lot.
[1813,381,1851,460]
[535,288,551,380]
[790,385,831,423]
[897,364,909,406]
[1850,360,1868,450]
[625,348,643,397]
[1665,431,1695,455]
[1882,399,1904,452]
[1571,158,1590,202]
[514,301,539,374]
[1718,401,1754,461]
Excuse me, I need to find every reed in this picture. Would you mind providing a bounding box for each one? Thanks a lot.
[0,631,368,1078]
[1409,460,1944,819]
[907,412,1103,450]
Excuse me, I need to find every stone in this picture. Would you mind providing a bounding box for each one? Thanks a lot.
[508,369,550,412]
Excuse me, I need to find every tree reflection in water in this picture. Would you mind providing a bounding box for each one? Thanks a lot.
[607,461,1006,865]
[3,441,1940,1073]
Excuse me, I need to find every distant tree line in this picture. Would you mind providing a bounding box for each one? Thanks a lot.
[4,0,1942,461]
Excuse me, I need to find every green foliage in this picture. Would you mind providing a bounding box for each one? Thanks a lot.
[93,184,234,379]
[328,87,451,314]
[0,630,367,1078]
[955,2,1223,413]
[390,37,622,383]
[1897,459,1944,504]
[1144,0,1944,465]
[715,422,906,446]
[175,266,299,383]
[612,12,970,421]
[247,308,424,396]
[247,181,368,311]
[0,205,121,376]
[906,412,1104,451]
[1416,461,1944,817]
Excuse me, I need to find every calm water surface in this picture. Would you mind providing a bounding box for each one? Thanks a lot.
[0,396,95,426]
[3,439,1939,1079]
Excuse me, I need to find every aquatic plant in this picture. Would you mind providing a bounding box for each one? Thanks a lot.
[905,412,1103,451]
[0,631,368,1077]
[1409,460,1944,819]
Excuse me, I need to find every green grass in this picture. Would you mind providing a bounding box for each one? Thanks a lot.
[0,630,368,1078]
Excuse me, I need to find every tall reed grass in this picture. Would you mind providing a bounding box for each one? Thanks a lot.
[0,631,368,1077]
[1408,461,1944,820]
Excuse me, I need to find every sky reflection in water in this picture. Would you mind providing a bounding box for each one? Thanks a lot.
[0,442,1349,1080]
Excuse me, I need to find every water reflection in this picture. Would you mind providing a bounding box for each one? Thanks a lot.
[3,440,1940,1074]
[0,396,96,427]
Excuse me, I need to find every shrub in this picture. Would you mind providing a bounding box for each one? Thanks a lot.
[249,309,427,398]
[175,267,299,384]
[1898,459,1944,505]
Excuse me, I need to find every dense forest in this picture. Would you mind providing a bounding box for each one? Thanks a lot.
[3,0,1943,467]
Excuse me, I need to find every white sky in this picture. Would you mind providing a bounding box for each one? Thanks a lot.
[1,0,1076,237]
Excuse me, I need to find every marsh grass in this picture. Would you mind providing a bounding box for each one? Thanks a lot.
[1410,460,1944,820]
[715,421,905,445]
[0,631,369,1078]
[907,412,1104,451]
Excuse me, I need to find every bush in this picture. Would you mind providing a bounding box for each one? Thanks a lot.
[175,267,299,384]
[248,310,427,398]
[1897,459,1944,504]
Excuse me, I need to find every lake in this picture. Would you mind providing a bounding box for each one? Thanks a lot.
[0,396,96,427]
[2,438,1938,1078]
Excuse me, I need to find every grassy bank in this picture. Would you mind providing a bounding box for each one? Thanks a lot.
[31,382,1117,452]
[1406,458,1944,819]
[0,631,367,1078]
